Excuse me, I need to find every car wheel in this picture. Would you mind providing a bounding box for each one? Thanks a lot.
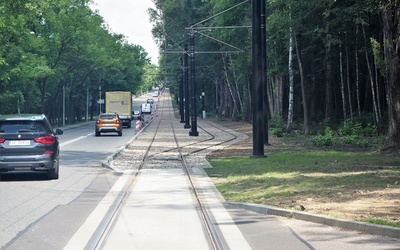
[48,163,59,180]
[95,131,100,136]
[118,131,122,136]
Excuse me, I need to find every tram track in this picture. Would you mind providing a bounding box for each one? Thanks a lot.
[88,90,244,250]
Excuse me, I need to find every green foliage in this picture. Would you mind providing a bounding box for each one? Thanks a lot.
[362,217,400,228]
[312,120,377,148]
[0,91,24,114]
[0,0,153,122]
[270,116,287,137]
[312,127,334,147]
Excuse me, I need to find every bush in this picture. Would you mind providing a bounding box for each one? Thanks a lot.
[312,120,376,148]
[270,116,287,137]
[271,127,285,137]
[312,127,334,147]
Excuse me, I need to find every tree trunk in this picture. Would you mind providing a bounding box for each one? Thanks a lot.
[339,50,347,120]
[287,18,294,132]
[355,25,361,117]
[346,40,353,121]
[229,54,244,114]
[374,57,382,123]
[267,77,275,120]
[246,77,252,121]
[324,21,333,120]
[382,6,400,151]
[293,30,309,135]
[37,78,47,114]
[277,75,284,117]
[362,25,380,126]
[309,52,316,122]
[222,55,238,119]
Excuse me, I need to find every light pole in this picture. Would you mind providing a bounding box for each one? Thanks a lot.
[63,84,65,126]
[86,86,89,122]
[99,85,102,114]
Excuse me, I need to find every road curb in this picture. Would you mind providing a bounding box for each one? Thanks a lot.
[227,202,400,239]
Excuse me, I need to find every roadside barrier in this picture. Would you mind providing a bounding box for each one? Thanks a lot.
[141,114,145,127]
[135,120,140,131]
[145,113,153,123]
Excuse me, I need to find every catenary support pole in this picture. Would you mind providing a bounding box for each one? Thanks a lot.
[189,29,199,136]
[252,0,264,157]
[179,59,185,123]
[184,44,191,129]
[261,0,269,146]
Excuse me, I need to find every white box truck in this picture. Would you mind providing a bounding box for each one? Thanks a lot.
[141,103,151,114]
[105,91,132,128]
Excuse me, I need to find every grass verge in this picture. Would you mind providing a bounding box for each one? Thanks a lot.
[205,151,400,228]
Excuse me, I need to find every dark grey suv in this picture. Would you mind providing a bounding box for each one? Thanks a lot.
[0,114,63,179]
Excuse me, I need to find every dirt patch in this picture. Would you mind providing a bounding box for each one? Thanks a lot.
[206,119,400,224]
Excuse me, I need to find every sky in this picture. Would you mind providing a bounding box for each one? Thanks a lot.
[90,0,159,65]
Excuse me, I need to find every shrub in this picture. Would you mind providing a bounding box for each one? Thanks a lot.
[312,127,334,147]
[270,116,287,137]
[312,120,376,148]
[271,127,285,137]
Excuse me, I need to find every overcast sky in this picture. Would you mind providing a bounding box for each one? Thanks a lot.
[90,0,159,65]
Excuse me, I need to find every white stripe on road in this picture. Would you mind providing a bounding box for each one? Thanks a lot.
[60,133,93,147]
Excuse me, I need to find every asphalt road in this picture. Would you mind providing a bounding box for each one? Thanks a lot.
[1,92,399,249]
[0,94,156,249]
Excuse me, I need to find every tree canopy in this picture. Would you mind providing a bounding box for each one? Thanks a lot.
[150,0,400,150]
[0,0,159,124]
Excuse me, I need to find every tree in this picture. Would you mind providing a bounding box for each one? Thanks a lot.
[0,0,153,124]
[381,1,400,150]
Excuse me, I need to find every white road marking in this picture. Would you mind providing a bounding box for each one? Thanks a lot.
[60,133,93,147]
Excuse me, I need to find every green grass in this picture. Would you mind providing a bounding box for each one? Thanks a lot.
[205,151,400,228]
[363,218,400,228]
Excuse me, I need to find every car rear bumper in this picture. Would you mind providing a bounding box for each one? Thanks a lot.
[0,155,57,172]
[121,120,131,126]
[96,127,121,133]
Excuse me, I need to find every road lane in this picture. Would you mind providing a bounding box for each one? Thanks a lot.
[0,121,140,249]
[0,93,160,249]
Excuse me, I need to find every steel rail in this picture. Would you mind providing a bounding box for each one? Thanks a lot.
[88,91,240,250]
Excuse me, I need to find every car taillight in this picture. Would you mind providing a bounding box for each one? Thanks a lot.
[0,138,5,143]
[44,150,54,155]
[34,135,56,145]
[116,120,120,124]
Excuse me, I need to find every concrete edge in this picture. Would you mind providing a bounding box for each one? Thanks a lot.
[227,202,400,240]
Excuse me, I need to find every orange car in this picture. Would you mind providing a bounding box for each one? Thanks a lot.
[95,113,122,136]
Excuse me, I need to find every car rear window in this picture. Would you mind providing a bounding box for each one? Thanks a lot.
[0,121,47,133]
[100,114,117,120]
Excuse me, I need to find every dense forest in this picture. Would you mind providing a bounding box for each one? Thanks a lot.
[1,0,400,150]
[0,0,159,125]
[149,0,400,150]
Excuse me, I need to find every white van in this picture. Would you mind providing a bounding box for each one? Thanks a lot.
[141,103,151,114]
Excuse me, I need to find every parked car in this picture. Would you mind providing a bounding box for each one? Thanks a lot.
[95,113,122,136]
[132,110,142,120]
[0,114,63,179]
[147,98,154,104]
